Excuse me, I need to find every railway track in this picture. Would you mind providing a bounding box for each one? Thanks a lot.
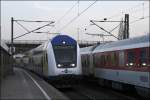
[57,85,137,100]
[52,79,142,100]
[79,78,143,100]
[59,88,92,100]
[31,71,145,100]
[75,84,137,100]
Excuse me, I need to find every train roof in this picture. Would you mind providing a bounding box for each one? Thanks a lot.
[51,35,76,45]
[0,40,9,51]
[28,41,49,54]
[80,45,99,54]
[93,35,150,53]
[27,35,76,54]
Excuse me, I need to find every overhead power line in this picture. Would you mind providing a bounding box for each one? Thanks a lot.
[14,21,54,39]
[15,21,30,32]
[102,2,147,21]
[85,2,148,33]
[48,1,78,33]
[58,0,97,32]
[90,20,119,40]
[57,1,78,24]
[14,20,53,23]
[130,16,150,24]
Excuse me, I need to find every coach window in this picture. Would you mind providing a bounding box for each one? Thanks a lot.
[93,54,96,67]
[95,54,98,67]
[86,55,88,67]
[103,55,106,65]
[104,55,107,66]
[84,55,87,67]
[107,55,111,66]
[93,55,96,67]
[140,48,148,67]
[96,54,99,66]
[127,50,135,67]
[101,55,105,66]
[87,55,90,66]
[99,55,101,66]
[81,56,84,66]
[111,52,116,66]
[84,56,86,67]
[93,54,95,66]
[119,51,124,67]
[85,55,87,67]
[95,54,99,67]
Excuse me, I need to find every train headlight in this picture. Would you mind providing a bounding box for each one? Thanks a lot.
[62,41,66,44]
[70,63,75,67]
[129,63,133,66]
[142,63,146,66]
[57,64,63,67]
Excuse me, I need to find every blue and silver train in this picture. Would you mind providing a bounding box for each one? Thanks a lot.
[23,35,82,81]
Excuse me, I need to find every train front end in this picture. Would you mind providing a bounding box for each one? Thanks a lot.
[47,35,82,82]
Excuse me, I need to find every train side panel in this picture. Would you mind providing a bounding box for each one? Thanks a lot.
[47,42,57,76]
[95,68,150,88]
[93,47,150,88]
[0,41,13,79]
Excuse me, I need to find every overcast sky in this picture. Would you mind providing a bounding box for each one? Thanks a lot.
[1,1,149,42]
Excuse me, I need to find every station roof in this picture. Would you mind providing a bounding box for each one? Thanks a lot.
[0,40,9,51]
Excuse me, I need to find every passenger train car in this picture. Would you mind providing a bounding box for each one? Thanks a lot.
[0,41,13,79]
[80,45,98,76]
[24,35,82,82]
[80,35,150,98]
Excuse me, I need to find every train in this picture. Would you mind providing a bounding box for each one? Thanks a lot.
[13,54,25,67]
[80,35,150,98]
[0,41,13,80]
[22,35,82,83]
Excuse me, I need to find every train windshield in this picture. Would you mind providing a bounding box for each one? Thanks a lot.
[53,45,77,68]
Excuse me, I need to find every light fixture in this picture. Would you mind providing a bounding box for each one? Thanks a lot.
[70,63,75,67]
[62,41,66,44]
[57,64,63,67]
[142,63,146,66]
[129,63,133,66]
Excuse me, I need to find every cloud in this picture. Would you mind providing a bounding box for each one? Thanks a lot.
[33,2,52,11]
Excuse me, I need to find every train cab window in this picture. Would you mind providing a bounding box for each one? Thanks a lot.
[127,50,135,67]
[53,45,77,68]
[139,48,149,67]
[119,51,124,67]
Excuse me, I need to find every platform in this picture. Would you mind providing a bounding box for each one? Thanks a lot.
[0,67,69,100]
